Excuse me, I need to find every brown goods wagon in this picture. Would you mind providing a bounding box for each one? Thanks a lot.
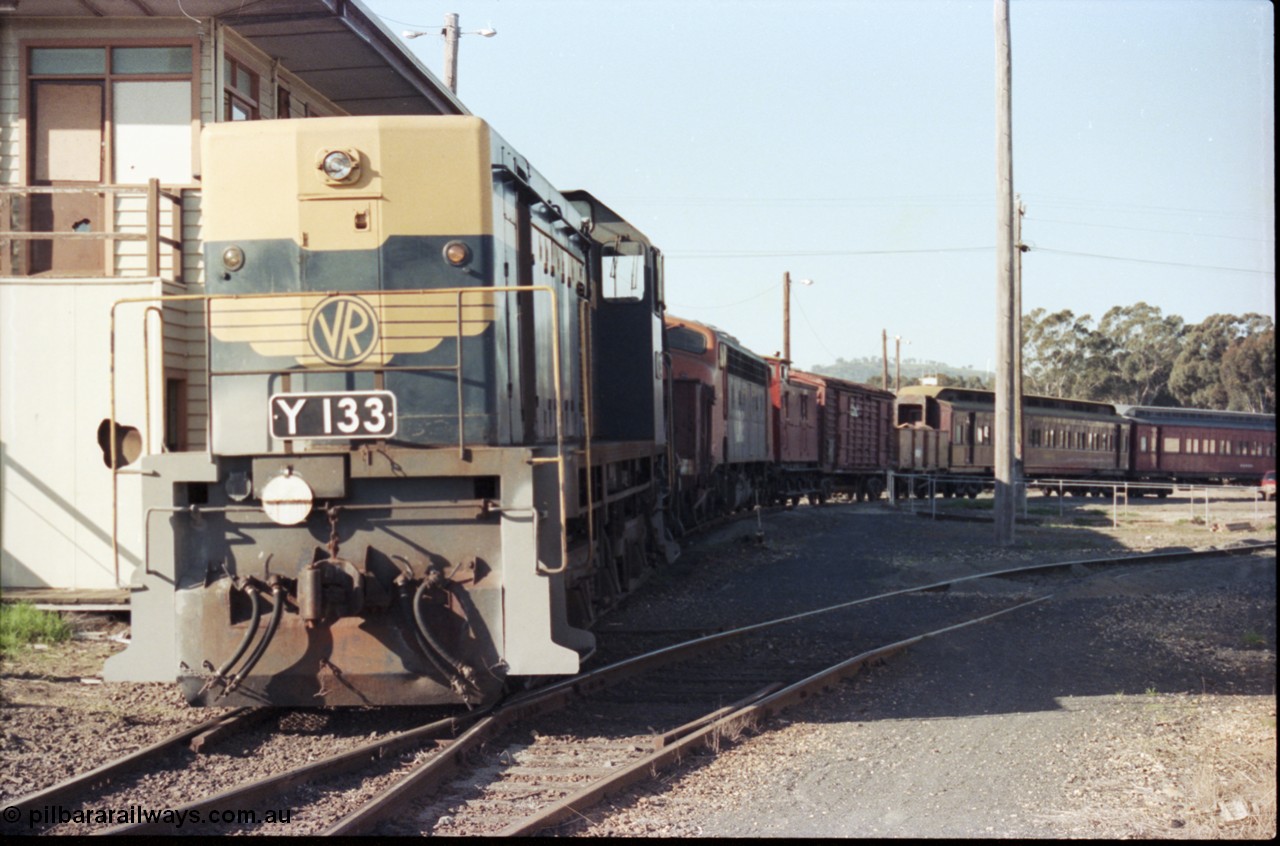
[794,370,896,498]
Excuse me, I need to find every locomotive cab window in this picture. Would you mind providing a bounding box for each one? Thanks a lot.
[666,326,707,355]
[602,253,646,301]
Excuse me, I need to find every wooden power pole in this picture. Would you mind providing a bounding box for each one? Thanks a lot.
[994,0,1017,545]
[882,329,889,391]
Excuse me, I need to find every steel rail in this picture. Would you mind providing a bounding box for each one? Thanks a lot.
[97,709,491,836]
[499,595,1053,837]
[35,542,1267,835]
[324,542,1280,835]
[3,707,252,815]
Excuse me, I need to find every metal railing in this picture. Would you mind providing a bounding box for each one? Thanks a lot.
[888,471,1274,530]
[0,179,185,281]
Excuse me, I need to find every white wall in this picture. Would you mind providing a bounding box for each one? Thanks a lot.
[0,15,348,589]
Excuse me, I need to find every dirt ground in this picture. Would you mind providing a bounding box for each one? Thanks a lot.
[1,490,1275,838]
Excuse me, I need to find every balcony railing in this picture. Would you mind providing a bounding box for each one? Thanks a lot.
[0,179,186,282]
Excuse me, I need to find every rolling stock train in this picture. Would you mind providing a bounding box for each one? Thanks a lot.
[104,115,1275,709]
[894,386,1276,496]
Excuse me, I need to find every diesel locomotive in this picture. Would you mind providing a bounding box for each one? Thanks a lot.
[105,116,672,707]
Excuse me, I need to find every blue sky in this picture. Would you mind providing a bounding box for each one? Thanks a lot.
[366,0,1274,376]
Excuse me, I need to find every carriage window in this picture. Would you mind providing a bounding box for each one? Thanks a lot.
[1164,438,1181,454]
[953,423,965,444]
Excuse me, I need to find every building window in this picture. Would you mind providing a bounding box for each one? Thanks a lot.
[224,55,259,120]
[26,44,194,186]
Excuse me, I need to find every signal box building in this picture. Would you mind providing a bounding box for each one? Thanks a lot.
[0,1,463,590]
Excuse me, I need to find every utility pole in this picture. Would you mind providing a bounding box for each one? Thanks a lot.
[442,12,459,93]
[895,335,903,393]
[994,0,1017,546]
[781,272,813,365]
[882,329,889,391]
[402,14,496,95]
[783,271,792,364]
[1013,195,1026,486]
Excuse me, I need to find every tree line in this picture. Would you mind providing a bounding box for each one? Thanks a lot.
[812,303,1275,414]
[1019,304,1274,413]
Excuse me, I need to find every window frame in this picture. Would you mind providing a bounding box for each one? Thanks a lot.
[223,53,261,121]
[21,39,198,185]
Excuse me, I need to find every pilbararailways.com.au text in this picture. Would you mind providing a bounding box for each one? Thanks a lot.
[9,804,292,829]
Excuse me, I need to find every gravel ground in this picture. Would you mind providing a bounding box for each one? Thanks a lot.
[1,490,1274,838]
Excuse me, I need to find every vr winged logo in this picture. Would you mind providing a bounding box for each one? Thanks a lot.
[209,291,495,367]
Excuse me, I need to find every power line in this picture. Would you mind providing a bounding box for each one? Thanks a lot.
[666,246,992,259]
[612,195,992,208]
[1030,246,1274,275]
[1023,195,1268,223]
[793,297,841,363]
[666,279,780,310]
[1026,216,1275,244]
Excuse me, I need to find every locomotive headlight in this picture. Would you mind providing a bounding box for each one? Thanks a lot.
[319,149,359,183]
[443,240,472,266]
[221,245,245,272]
[260,471,314,526]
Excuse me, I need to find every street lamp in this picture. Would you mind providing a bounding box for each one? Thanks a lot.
[402,13,497,94]
[782,272,813,365]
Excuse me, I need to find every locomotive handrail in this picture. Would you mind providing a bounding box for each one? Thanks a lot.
[110,284,575,587]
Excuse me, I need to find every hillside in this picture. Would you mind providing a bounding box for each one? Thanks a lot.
[809,356,991,389]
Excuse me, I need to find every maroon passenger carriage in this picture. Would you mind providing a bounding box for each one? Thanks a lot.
[1119,405,1275,489]
[894,386,1128,497]
[893,386,1275,496]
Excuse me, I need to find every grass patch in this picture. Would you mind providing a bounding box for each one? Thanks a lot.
[1242,630,1267,648]
[0,602,72,656]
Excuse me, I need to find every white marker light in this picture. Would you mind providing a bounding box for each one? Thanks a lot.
[261,472,314,526]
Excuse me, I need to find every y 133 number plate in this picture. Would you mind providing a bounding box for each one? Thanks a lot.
[269,391,397,440]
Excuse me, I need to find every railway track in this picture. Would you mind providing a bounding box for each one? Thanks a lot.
[3,541,1270,836]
